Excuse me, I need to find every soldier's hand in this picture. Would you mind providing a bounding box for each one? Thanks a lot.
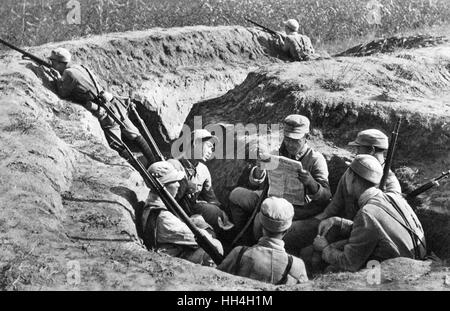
[253,166,266,180]
[275,32,285,42]
[298,169,317,190]
[313,235,329,252]
[43,66,61,80]
[185,180,197,194]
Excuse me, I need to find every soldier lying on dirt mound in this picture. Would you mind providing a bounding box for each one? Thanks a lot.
[42,47,157,166]
[275,19,316,61]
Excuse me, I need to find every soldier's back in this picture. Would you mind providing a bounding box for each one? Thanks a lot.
[285,33,315,61]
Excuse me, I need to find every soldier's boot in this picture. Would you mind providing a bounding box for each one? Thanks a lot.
[133,135,158,166]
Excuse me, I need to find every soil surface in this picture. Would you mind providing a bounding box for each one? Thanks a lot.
[0,26,449,290]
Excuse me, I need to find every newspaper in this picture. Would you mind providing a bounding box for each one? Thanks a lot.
[260,154,305,206]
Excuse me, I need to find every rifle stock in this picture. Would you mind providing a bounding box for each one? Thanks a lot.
[0,38,52,68]
[380,118,401,190]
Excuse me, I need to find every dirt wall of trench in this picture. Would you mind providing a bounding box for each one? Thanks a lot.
[0,26,282,291]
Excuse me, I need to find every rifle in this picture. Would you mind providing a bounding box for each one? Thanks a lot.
[231,180,269,247]
[127,97,197,215]
[95,92,196,215]
[127,99,165,161]
[245,17,280,37]
[380,118,401,191]
[93,92,224,265]
[0,38,52,68]
[406,170,450,198]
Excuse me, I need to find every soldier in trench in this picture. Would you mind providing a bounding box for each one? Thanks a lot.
[218,197,308,285]
[283,129,403,265]
[311,155,426,272]
[168,129,234,235]
[229,114,332,246]
[141,161,224,266]
[42,47,157,166]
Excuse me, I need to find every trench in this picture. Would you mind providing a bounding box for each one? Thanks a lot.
[1,26,450,290]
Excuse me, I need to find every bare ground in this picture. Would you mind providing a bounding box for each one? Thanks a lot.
[0,26,449,290]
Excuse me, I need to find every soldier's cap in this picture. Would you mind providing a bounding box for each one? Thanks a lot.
[283,114,310,139]
[148,161,185,185]
[349,154,383,184]
[49,47,71,63]
[283,19,299,32]
[260,197,294,233]
[192,129,219,146]
[348,129,389,150]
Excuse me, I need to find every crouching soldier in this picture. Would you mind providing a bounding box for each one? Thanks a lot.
[316,129,402,223]
[141,161,223,266]
[169,129,233,233]
[43,47,157,165]
[276,19,315,61]
[229,114,331,244]
[218,197,308,285]
[285,129,403,257]
[313,155,426,272]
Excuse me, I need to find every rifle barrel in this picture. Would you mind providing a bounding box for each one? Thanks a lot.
[0,38,52,68]
[406,169,450,198]
[245,18,278,36]
[380,118,401,190]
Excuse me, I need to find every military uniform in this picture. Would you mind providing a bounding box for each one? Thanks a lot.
[218,197,308,284]
[229,115,331,242]
[284,129,403,256]
[49,48,156,164]
[321,168,401,220]
[141,161,223,266]
[169,158,229,232]
[322,188,426,272]
[168,129,232,233]
[218,237,308,285]
[279,19,315,61]
[282,33,315,61]
[314,155,426,272]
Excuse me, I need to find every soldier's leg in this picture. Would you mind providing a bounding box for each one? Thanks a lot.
[100,118,145,171]
[283,218,321,257]
[228,187,260,233]
[293,200,328,221]
[110,98,158,165]
[192,202,230,233]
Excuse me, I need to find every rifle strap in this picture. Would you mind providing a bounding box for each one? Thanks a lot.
[276,255,294,285]
[81,65,101,96]
[233,246,249,275]
[385,194,422,259]
[180,158,197,179]
[369,194,425,259]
